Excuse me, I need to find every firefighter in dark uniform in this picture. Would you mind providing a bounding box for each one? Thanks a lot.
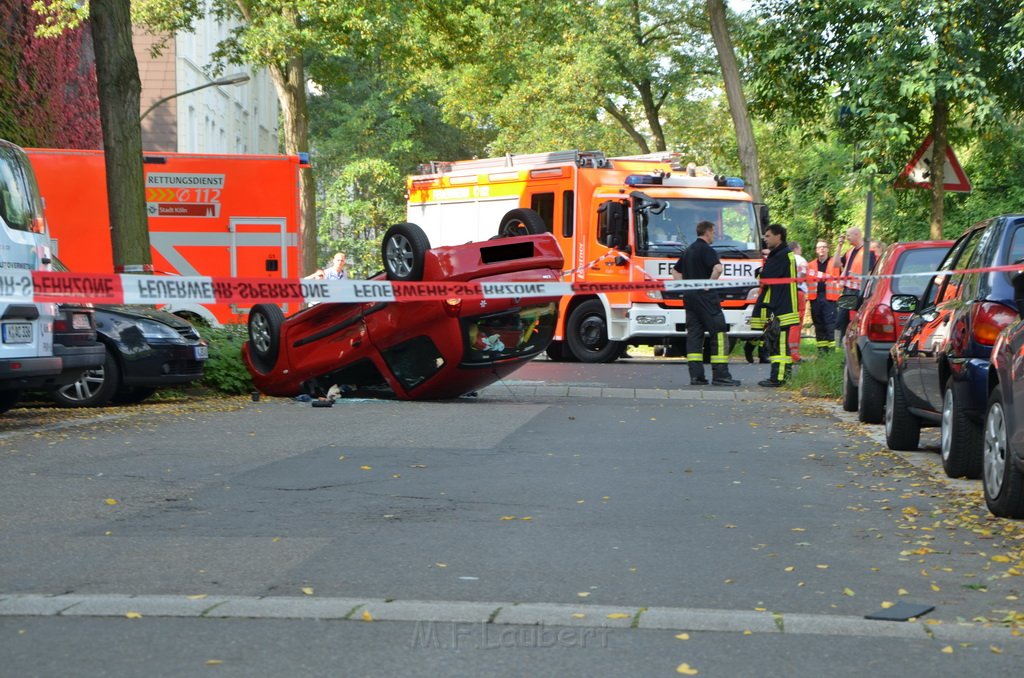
[672,220,740,386]
[751,223,800,387]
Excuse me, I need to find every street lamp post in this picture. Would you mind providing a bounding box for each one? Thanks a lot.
[140,73,250,121]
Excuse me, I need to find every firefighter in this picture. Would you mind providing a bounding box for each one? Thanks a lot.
[751,224,800,387]
[672,220,740,386]
[806,239,841,352]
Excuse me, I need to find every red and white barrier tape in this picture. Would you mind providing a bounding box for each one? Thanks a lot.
[2,262,1021,306]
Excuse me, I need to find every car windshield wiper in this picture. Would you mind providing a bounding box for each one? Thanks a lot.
[711,243,751,257]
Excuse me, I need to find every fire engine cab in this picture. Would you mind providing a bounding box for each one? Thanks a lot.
[406,150,768,362]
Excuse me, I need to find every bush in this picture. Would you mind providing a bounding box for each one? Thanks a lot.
[785,346,844,397]
[199,324,255,395]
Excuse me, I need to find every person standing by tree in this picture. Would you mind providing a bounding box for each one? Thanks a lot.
[806,239,841,352]
[672,220,740,387]
[832,227,875,342]
[751,224,799,387]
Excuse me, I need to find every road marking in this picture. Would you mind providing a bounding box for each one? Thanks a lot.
[0,593,1016,641]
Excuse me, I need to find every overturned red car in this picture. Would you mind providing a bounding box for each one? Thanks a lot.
[243,223,564,400]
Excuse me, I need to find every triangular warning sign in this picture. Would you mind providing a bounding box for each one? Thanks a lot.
[895,135,971,193]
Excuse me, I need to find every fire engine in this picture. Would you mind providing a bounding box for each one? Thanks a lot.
[406,150,768,362]
[26,148,308,326]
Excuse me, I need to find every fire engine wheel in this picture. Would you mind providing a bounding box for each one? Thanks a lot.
[497,208,546,238]
[382,222,431,281]
[565,299,623,363]
[248,304,284,373]
[53,349,120,408]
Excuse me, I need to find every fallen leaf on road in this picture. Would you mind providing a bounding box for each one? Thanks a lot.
[301,587,314,596]
[607,613,630,619]
[675,633,690,640]
[187,594,208,600]
[104,498,118,506]
[206,660,223,666]
[843,588,855,597]
[362,610,374,622]
[571,613,586,619]
[360,465,372,470]
[676,663,699,675]
[577,592,590,598]
[898,588,909,596]
[500,516,516,521]
[125,611,142,619]
[941,646,953,654]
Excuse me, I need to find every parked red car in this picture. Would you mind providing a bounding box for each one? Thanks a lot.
[243,224,564,400]
[840,240,952,423]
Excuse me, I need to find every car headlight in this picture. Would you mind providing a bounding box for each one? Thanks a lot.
[134,318,185,342]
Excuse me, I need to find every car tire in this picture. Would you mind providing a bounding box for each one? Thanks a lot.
[112,387,158,405]
[884,369,921,451]
[858,367,886,424]
[565,299,623,363]
[983,390,1024,518]
[53,348,120,407]
[842,360,858,412]
[0,389,21,414]
[248,304,284,374]
[497,208,547,238]
[940,378,983,479]
[382,222,431,281]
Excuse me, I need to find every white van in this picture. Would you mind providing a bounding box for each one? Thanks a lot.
[0,139,102,414]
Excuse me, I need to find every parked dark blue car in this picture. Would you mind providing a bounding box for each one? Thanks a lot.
[982,271,1024,518]
[886,215,1024,479]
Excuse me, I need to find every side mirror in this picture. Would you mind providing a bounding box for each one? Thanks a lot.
[755,203,770,231]
[890,294,919,314]
[597,199,629,249]
[837,293,862,311]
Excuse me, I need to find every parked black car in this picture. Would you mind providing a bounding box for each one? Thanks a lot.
[982,271,1024,518]
[886,215,1024,479]
[51,304,208,407]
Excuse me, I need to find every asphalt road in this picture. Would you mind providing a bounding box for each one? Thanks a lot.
[1,357,1022,677]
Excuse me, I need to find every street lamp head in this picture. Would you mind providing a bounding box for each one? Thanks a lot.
[213,73,250,87]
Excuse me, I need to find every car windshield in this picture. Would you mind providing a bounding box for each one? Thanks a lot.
[637,199,757,256]
[892,247,951,297]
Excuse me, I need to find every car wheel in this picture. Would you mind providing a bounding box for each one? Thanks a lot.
[382,222,431,281]
[0,389,21,414]
[565,299,623,363]
[112,387,157,405]
[940,378,983,479]
[842,360,858,412]
[983,390,1024,518]
[545,340,565,361]
[248,304,284,374]
[53,349,120,407]
[858,367,886,424]
[497,208,546,238]
[884,369,921,451]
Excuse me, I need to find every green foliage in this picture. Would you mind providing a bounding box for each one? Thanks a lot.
[198,325,255,395]
[785,347,843,398]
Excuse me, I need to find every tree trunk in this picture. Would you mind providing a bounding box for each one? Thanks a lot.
[706,0,761,202]
[89,0,150,271]
[603,98,651,153]
[929,96,948,240]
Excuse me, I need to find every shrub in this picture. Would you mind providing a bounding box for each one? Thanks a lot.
[199,324,255,395]
[786,347,843,398]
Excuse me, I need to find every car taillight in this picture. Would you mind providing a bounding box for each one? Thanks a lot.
[972,302,1017,346]
[53,317,67,332]
[442,298,462,317]
[865,304,896,342]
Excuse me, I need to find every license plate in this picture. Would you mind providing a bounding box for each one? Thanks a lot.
[2,322,32,344]
[71,313,92,330]
[194,345,209,360]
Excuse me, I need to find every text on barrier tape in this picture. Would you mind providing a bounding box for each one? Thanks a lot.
[3,262,1024,306]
